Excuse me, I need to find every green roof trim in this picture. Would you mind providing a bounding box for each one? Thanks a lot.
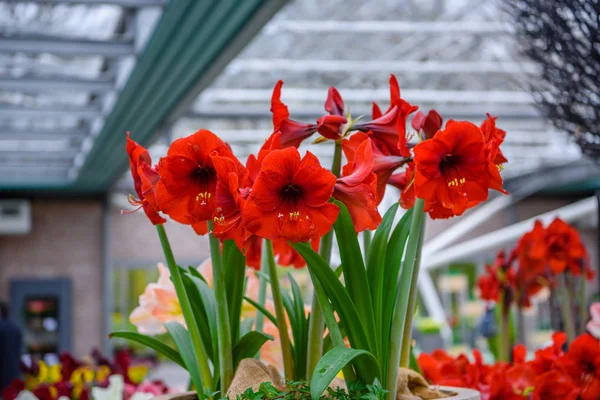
[29,0,285,194]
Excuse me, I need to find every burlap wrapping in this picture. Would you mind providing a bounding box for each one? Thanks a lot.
[225,359,451,399]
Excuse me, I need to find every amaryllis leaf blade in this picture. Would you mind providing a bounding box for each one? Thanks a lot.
[292,242,371,353]
[181,274,215,361]
[310,347,380,399]
[188,275,219,367]
[366,202,399,356]
[232,331,274,370]
[165,322,205,397]
[109,331,185,368]
[243,296,278,328]
[332,200,378,354]
[289,272,308,379]
[222,240,246,343]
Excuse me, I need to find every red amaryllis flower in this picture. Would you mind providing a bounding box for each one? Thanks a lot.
[273,238,319,268]
[325,86,344,116]
[533,369,580,400]
[413,120,488,218]
[333,137,381,232]
[556,333,600,400]
[355,75,418,157]
[477,251,515,306]
[211,154,250,251]
[412,109,443,140]
[478,114,508,197]
[157,129,242,235]
[125,132,165,225]
[247,132,282,183]
[342,132,406,204]
[2,379,25,400]
[387,164,416,210]
[418,349,490,392]
[545,217,590,276]
[243,147,339,243]
[531,331,567,374]
[270,81,346,146]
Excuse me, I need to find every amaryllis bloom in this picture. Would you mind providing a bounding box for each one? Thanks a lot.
[157,129,242,235]
[125,132,165,225]
[355,75,418,157]
[247,132,282,183]
[545,217,590,277]
[243,147,339,243]
[129,263,182,335]
[333,137,381,232]
[211,154,251,252]
[531,332,567,374]
[270,81,346,147]
[325,86,344,116]
[480,114,508,195]
[556,333,600,400]
[388,162,416,210]
[588,303,600,339]
[533,369,580,400]
[413,120,489,218]
[412,109,443,140]
[342,132,406,204]
[476,251,516,307]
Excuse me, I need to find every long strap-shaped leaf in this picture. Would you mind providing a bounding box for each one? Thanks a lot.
[289,272,308,379]
[165,322,205,398]
[310,347,380,399]
[223,240,246,343]
[332,201,378,354]
[180,273,215,361]
[366,202,399,360]
[380,209,413,378]
[292,242,371,353]
[187,275,219,369]
[232,331,274,369]
[109,332,185,368]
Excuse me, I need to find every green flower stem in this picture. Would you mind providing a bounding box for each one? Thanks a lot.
[306,140,342,376]
[255,245,270,334]
[155,225,211,398]
[207,221,233,394]
[579,274,587,334]
[265,239,295,379]
[386,198,425,400]
[558,274,576,342]
[363,230,372,260]
[399,226,425,368]
[308,267,357,383]
[499,303,510,362]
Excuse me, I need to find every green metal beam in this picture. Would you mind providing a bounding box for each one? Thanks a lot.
[71,0,287,193]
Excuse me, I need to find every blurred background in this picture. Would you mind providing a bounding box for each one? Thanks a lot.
[0,0,598,382]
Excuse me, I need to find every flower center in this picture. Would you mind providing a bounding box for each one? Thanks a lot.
[281,183,302,203]
[192,165,214,185]
[441,155,465,188]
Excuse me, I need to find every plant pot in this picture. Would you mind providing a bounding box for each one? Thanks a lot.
[154,386,480,400]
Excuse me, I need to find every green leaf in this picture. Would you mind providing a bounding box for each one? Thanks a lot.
[366,203,399,352]
[181,274,214,360]
[223,240,246,343]
[310,347,380,399]
[232,331,274,369]
[109,331,185,368]
[380,209,412,377]
[165,322,205,397]
[292,242,370,354]
[188,265,208,283]
[239,317,255,337]
[332,200,377,353]
[289,272,308,379]
[243,296,278,328]
[188,275,219,367]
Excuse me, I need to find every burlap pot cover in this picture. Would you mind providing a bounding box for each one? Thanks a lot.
[154,359,480,399]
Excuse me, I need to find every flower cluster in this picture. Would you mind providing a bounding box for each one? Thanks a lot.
[1,350,170,400]
[477,217,592,309]
[126,75,508,257]
[419,330,600,400]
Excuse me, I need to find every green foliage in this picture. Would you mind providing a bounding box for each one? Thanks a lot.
[224,380,387,400]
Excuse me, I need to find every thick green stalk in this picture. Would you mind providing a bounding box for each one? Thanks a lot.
[498,301,510,362]
[306,141,342,376]
[265,239,295,379]
[308,268,357,383]
[363,230,372,260]
[155,225,211,398]
[207,221,233,394]
[255,245,269,333]
[385,199,425,400]
[399,226,425,368]
[579,274,587,334]
[558,274,576,342]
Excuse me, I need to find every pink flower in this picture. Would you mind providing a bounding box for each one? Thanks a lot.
[587,302,600,339]
[129,263,175,335]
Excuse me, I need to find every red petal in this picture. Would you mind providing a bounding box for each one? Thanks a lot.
[271,80,290,129]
